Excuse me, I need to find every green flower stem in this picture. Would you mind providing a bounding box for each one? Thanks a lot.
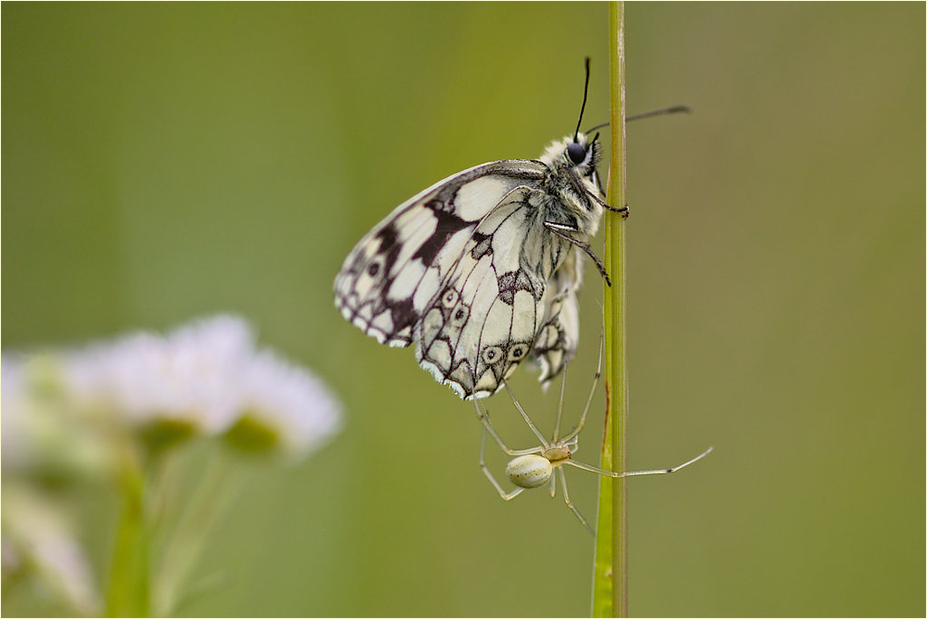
[153,452,247,617]
[105,444,150,617]
[593,3,628,618]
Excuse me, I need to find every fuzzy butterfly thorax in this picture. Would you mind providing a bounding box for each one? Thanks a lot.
[334,130,607,399]
[537,132,605,238]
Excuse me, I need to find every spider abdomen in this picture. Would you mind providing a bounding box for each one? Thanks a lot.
[505,454,553,489]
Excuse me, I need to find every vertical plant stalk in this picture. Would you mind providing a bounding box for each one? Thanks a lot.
[592,2,628,618]
[153,454,248,616]
[105,445,150,617]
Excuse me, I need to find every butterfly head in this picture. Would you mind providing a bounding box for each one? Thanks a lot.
[539,58,602,180]
[540,132,601,177]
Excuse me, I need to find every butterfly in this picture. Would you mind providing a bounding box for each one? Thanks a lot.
[334,59,624,400]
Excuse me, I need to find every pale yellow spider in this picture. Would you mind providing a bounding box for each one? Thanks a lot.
[474,346,712,533]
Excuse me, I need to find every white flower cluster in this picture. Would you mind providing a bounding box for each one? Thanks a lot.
[2,315,343,615]
[2,315,343,460]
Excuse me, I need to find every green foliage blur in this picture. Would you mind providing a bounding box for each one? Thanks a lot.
[3,3,923,616]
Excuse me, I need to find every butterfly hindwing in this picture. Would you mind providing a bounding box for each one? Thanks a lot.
[416,188,563,398]
[532,248,583,382]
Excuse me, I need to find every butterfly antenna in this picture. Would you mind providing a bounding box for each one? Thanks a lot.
[583,105,692,134]
[627,105,691,122]
[573,57,591,143]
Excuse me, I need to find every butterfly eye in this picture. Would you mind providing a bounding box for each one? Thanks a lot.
[566,142,587,165]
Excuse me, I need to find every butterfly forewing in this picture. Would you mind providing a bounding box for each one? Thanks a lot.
[334,134,604,399]
[336,162,543,340]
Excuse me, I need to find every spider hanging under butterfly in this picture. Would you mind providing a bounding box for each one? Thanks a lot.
[474,337,712,532]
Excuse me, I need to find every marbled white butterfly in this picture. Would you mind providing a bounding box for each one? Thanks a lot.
[334,59,623,400]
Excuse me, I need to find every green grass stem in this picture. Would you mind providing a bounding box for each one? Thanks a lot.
[104,446,150,617]
[592,3,628,617]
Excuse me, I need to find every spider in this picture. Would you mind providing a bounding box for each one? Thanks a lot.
[473,344,712,533]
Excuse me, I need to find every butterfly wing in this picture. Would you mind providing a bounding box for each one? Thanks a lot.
[414,186,581,399]
[334,160,549,350]
[531,247,583,383]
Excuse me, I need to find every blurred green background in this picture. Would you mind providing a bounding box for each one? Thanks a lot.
[3,3,923,616]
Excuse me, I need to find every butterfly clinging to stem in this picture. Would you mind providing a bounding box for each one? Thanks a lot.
[334,59,687,399]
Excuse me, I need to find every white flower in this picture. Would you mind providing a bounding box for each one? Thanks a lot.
[2,354,112,477]
[2,485,100,616]
[64,315,256,436]
[6,314,342,459]
[1,355,28,466]
[227,350,342,457]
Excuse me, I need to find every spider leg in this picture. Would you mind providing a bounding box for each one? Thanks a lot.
[502,382,549,446]
[561,330,604,443]
[479,428,526,501]
[557,467,593,534]
[473,398,541,456]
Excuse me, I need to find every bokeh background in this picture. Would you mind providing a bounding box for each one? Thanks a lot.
[3,3,923,617]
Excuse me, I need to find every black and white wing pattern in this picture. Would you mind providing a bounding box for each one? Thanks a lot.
[334,131,608,399]
[335,161,546,346]
[531,246,583,383]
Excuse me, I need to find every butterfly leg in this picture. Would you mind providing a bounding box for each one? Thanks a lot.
[590,191,629,218]
[559,162,629,218]
[543,221,612,287]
